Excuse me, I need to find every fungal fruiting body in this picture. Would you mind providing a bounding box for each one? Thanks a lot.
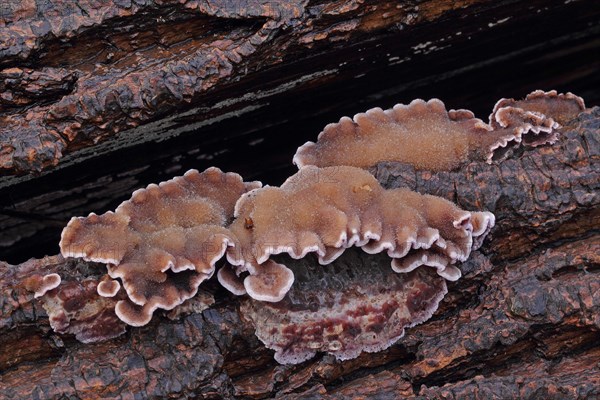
[294,100,488,171]
[241,251,448,364]
[491,90,586,126]
[97,277,121,298]
[293,90,585,170]
[59,167,261,326]
[50,89,587,364]
[24,273,62,298]
[223,165,494,306]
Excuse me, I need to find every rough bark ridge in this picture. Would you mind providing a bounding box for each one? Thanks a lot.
[2,0,598,177]
[2,0,501,175]
[0,0,305,174]
[1,109,598,398]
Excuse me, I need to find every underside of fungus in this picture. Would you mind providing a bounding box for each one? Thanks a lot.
[293,90,585,170]
[241,250,448,364]
[223,165,494,302]
[60,167,261,326]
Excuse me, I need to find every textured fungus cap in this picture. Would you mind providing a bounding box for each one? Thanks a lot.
[294,91,584,171]
[113,270,210,327]
[60,167,261,326]
[485,90,586,161]
[217,263,247,296]
[243,260,295,302]
[485,106,559,160]
[97,277,121,298]
[225,165,494,301]
[491,90,585,126]
[293,99,492,171]
[25,273,62,298]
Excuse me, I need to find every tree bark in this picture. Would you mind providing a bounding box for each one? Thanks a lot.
[1,0,599,398]
[1,109,598,398]
[1,0,599,263]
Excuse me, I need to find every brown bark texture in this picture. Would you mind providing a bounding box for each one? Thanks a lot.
[1,0,598,263]
[1,109,599,399]
[0,0,491,175]
[1,0,600,398]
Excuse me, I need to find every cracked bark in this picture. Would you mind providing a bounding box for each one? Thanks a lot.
[1,0,598,262]
[1,0,599,398]
[1,109,598,398]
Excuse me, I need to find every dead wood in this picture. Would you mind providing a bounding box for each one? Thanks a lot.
[1,0,599,263]
[1,0,599,398]
[1,109,598,399]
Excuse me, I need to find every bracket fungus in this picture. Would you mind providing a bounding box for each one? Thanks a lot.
[44,89,590,367]
[42,277,127,343]
[241,251,448,364]
[293,90,584,170]
[60,167,261,326]
[24,273,62,298]
[491,89,586,126]
[223,165,494,303]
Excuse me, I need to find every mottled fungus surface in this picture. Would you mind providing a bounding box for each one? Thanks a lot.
[294,90,585,170]
[226,165,494,302]
[42,277,127,343]
[60,167,260,326]
[241,251,448,364]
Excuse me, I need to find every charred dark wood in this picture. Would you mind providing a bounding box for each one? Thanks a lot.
[1,109,598,398]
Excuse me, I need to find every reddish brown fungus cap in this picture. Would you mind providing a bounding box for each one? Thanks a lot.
[60,167,260,326]
[294,90,585,171]
[25,273,62,298]
[225,166,494,301]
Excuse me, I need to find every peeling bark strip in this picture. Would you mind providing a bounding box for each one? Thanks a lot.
[1,110,598,398]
